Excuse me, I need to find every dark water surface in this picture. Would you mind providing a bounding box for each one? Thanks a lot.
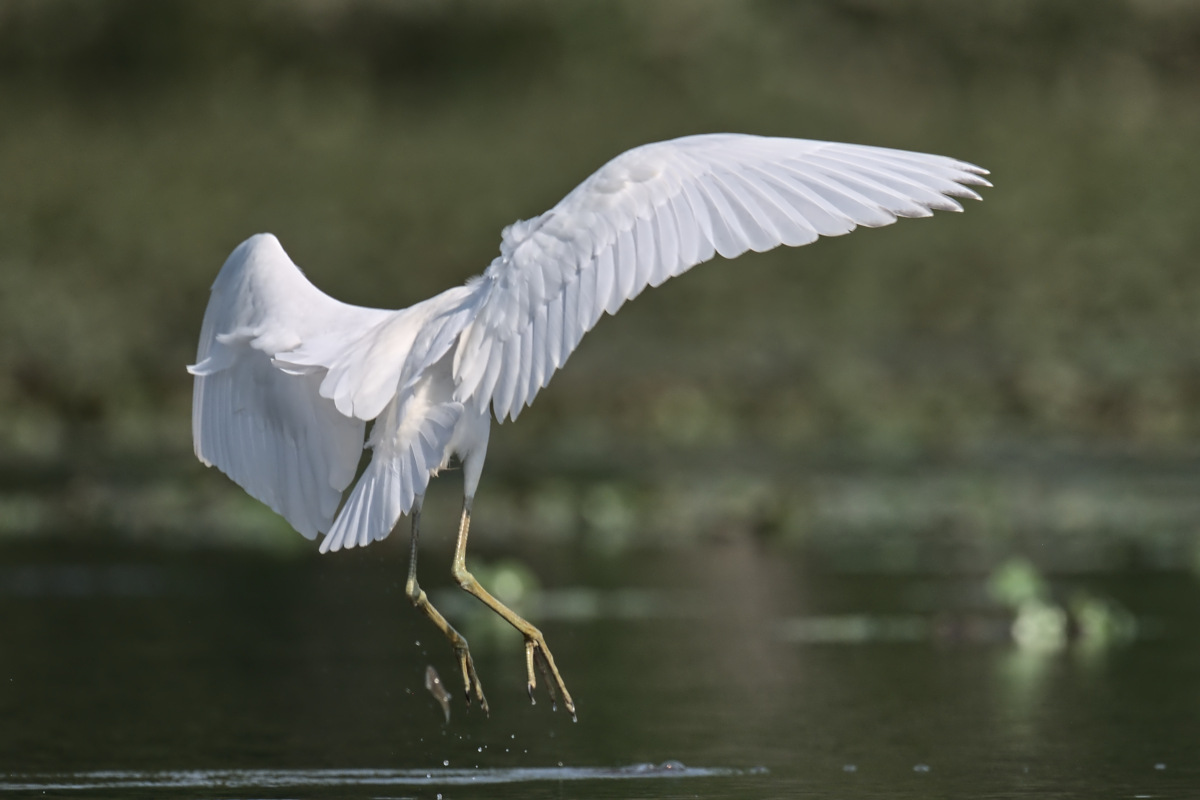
[2,537,1198,799]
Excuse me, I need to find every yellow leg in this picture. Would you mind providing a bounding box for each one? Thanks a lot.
[404,506,489,716]
[451,498,576,720]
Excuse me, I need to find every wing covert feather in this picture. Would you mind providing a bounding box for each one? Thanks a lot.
[453,134,989,421]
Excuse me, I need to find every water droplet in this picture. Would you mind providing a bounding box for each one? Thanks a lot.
[914,764,931,773]
[558,761,564,767]
[443,759,450,767]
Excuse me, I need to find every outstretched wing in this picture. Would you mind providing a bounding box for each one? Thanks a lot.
[189,234,394,538]
[452,134,990,421]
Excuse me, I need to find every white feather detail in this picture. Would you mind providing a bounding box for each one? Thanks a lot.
[452,134,988,421]
[191,234,484,548]
[189,234,390,538]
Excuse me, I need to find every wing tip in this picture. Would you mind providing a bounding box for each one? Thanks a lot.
[953,162,992,186]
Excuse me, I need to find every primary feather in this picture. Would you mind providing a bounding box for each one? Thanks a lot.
[190,133,989,550]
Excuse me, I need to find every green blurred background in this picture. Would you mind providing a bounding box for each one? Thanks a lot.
[2,0,1200,562]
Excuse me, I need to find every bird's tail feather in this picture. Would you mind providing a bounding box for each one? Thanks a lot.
[319,400,464,553]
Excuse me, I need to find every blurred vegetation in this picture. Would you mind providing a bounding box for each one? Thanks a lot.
[4,0,1200,555]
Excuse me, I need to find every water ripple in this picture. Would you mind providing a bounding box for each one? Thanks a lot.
[0,763,758,792]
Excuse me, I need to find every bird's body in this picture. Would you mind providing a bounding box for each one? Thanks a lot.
[190,133,989,718]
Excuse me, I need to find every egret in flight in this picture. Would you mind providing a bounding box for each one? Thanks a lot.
[189,133,989,719]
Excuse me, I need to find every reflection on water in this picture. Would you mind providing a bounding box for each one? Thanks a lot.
[1,536,1198,798]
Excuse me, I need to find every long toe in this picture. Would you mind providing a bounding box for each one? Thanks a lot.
[527,633,576,721]
[454,643,489,716]
[534,647,559,711]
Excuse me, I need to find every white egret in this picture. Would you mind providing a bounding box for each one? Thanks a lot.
[189,133,989,719]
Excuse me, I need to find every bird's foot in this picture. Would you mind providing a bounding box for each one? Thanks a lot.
[452,639,489,716]
[524,632,576,721]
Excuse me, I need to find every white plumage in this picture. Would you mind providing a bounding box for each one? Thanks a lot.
[190,133,989,553]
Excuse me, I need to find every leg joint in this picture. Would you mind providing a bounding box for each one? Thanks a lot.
[451,563,473,590]
[405,578,424,606]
